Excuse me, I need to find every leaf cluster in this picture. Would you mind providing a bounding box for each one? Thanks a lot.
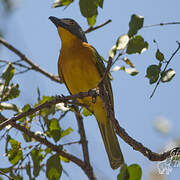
[0,64,73,179]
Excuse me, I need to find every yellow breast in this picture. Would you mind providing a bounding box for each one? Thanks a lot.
[59,42,101,94]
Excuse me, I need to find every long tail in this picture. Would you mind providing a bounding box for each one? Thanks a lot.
[94,106,124,169]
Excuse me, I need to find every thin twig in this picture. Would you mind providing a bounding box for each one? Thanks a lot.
[99,57,113,85]
[143,22,180,28]
[61,140,81,146]
[84,19,112,34]
[150,41,180,98]
[0,170,14,180]
[73,106,95,180]
[0,37,61,83]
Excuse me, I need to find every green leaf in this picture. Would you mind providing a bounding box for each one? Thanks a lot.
[2,83,20,101]
[37,88,41,101]
[0,167,12,173]
[35,96,56,116]
[161,68,176,83]
[2,63,15,86]
[8,139,23,165]
[9,138,21,149]
[126,35,148,54]
[87,15,97,26]
[52,0,74,8]
[0,102,19,112]
[128,14,144,37]
[79,0,98,18]
[125,68,139,76]
[156,49,164,61]
[128,164,142,180]
[8,149,22,165]
[60,155,70,163]
[44,147,52,158]
[82,108,93,117]
[116,34,129,50]
[26,162,33,180]
[21,104,31,112]
[117,164,129,180]
[61,127,73,138]
[146,65,160,84]
[98,0,104,8]
[31,148,43,177]
[49,118,61,142]
[46,154,62,180]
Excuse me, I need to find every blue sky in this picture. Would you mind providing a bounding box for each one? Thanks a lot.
[1,0,180,179]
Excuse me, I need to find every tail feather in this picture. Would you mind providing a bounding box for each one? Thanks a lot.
[95,106,124,169]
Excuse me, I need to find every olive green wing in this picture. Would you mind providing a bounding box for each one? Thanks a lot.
[91,46,114,109]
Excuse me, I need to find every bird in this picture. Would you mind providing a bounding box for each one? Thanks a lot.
[49,16,124,169]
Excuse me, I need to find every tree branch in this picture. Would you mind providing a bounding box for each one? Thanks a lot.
[0,37,61,83]
[0,89,97,130]
[150,41,180,98]
[0,170,14,180]
[0,114,96,180]
[73,105,96,180]
[112,117,175,161]
[0,87,179,169]
[143,21,180,28]
[84,19,112,34]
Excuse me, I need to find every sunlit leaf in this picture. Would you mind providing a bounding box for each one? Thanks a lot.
[156,49,164,61]
[125,68,139,76]
[117,164,129,180]
[56,103,70,112]
[146,65,160,84]
[2,63,15,86]
[161,68,176,83]
[8,139,22,165]
[82,108,93,117]
[116,34,129,50]
[108,45,117,59]
[112,66,121,72]
[112,66,125,72]
[128,164,142,180]
[2,84,20,101]
[60,155,70,163]
[61,127,73,138]
[52,0,74,8]
[79,0,98,18]
[87,15,97,26]
[46,154,62,180]
[9,139,21,150]
[126,35,148,54]
[0,102,19,112]
[49,118,61,142]
[8,149,23,165]
[128,14,144,37]
[123,57,135,68]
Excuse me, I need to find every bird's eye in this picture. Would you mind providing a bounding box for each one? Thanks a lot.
[69,21,75,25]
